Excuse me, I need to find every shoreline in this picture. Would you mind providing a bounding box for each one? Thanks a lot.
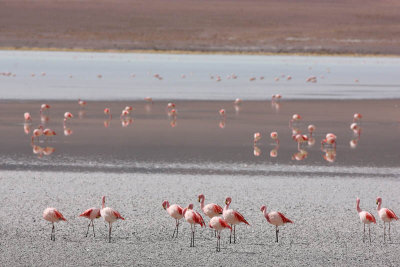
[1,46,400,58]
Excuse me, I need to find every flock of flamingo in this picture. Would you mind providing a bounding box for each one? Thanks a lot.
[43,194,397,252]
[23,95,363,162]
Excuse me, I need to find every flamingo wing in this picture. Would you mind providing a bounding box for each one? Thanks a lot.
[219,218,232,230]
[278,212,293,224]
[234,211,250,225]
[113,210,125,220]
[79,208,93,218]
[213,204,223,214]
[386,209,398,220]
[177,205,183,215]
[54,210,67,221]
[366,212,376,223]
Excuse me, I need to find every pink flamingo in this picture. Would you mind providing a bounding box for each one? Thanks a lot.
[120,109,130,118]
[31,126,44,143]
[234,98,242,105]
[356,198,376,242]
[43,207,67,241]
[270,131,279,144]
[64,112,73,123]
[376,197,398,241]
[144,97,153,103]
[209,217,232,252]
[104,108,112,118]
[260,205,293,242]
[24,112,32,122]
[350,123,361,136]
[198,194,223,219]
[294,134,308,150]
[100,196,125,243]
[321,133,337,149]
[308,124,316,137]
[183,204,205,247]
[353,113,362,122]
[223,197,250,243]
[219,109,226,119]
[40,104,50,115]
[289,114,301,127]
[79,207,101,237]
[78,99,87,108]
[162,200,184,238]
[254,132,261,144]
[43,128,56,140]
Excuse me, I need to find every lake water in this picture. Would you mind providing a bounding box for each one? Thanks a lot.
[1,50,400,100]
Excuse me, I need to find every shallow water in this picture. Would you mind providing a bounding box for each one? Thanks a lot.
[1,51,400,100]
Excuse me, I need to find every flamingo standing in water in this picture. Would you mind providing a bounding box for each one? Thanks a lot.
[78,99,87,108]
[254,132,261,144]
[24,112,32,122]
[376,197,398,241]
[223,197,250,243]
[100,196,125,243]
[43,207,67,241]
[64,112,74,124]
[162,200,184,238]
[270,132,279,144]
[356,198,376,243]
[40,104,50,115]
[209,217,231,252]
[260,205,293,242]
[289,113,301,127]
[79,207,101,237]
[183,204,205,247]
[104,108,112,118]
[43,128,56,141]
[31,126,44,143]
[353,113,362,122]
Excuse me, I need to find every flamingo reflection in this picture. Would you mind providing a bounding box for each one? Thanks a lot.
[292,149,308,161]
[253,145,261,157]
[24,123,31,135]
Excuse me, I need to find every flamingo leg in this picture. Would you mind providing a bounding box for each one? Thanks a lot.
[177,220,180,238]
[217,231,221,252]
[389,222,391,241]
[172,219,177,238]
[276,226,279,242]
[51,222,55,241]
[363,224,366,242]
[85,221,91,237]
[229,224,232,244]
[384,222,386,242]
[190,224,193,247]
[369,224,371,243]
[193,225,196,247]
[92,220,95,237]
[234,225,236,243]
[108,222,112,243]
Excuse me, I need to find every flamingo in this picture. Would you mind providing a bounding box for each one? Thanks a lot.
[24,112,32,122]
[100,196,125,243]
[120,109,130,118]
[308,125,316,137]
[234,98,242,105]
[321,133,337,148]
[167,103,175,109]
[376,197,398,241]
[260,205,293,242]
[270,132,279,144]
[78,99,87,108]
[223,197,250,244]
[289,114,301,127]
[40,104,50,115]
[162,200,184,238]
[104,108,111,118]
[294,134,308,150]
[198,194,223,236]
[79,207,101,237]
[353,113,362,122]
[254,132,261,144]
[144,97,153,104]
[64,112,73,123]
[356,198,376,243]
[209,217,231,252]
[43,128,56,140]
[350,123,361,136]
[43,207,67,241]
[42,147,55,156]
[183,204,205,247]
[124,106,133,112]
[31,126,44,143]
[219,109,226,118]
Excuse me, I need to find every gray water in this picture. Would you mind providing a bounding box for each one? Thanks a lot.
[1,50,400,100]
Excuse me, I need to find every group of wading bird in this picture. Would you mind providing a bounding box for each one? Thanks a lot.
[24,95,363,162]
[43,195,397,252]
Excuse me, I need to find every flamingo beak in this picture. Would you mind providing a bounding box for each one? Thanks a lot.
[376,200,378,205]
[198,197,200,202]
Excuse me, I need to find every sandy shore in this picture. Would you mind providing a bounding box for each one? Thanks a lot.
[1,0,400,55]
[1,170,400,266]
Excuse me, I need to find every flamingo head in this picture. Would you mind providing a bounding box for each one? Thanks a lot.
[260,205,267,212]
[102,196,106,206]
[376,197,382,205]
[187,203,194,210]
[225,197,232,205]
[356,198,360,205]
[198,194,204,203]
[162,200,169,210]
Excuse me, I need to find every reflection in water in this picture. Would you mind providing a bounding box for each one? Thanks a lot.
[308,137,316,147]
[254,132,261,144]
[270,148,278,158]
[292,149,308,161]
[104,119,111,128]
[253,145,261,157]
[322,147,337,163]
[350,138,359,149]
[64,126,73,136]
[219,120,225,129]
[32,145,55,158]
[234,98,241,115]
[78,110,86,119]
[321,133,337,149]
[121,117,133,127]
[24,123,31,135]
[350,122,362,149]
[170,118,177,128]
[41,115,50,125]
[43,147,55,156]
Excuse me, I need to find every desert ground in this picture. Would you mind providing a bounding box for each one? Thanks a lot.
[1,0,400,54]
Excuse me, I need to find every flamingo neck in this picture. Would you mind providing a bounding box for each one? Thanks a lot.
[102,198,105,209]
[356,201,362,213]
[377,201,381,211]
[224,202,230,211]
[200,197,205,210]
[165,201,170,209]
[263,208,269,221]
